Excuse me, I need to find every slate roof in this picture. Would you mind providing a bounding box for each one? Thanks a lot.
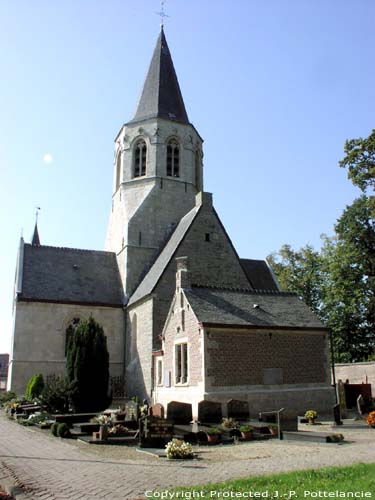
[184,287,326,330]
[128,204,200,306]
[19,244,124,306]
[240,259,279,291]
[129,27,189,125]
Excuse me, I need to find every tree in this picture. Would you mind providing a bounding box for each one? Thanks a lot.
[339,129,375,193]
[25,373,45,400]
[267,244,324,315]
[66,317,111,412]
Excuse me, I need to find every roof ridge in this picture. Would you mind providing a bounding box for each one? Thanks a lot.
[190,284,297,296]
[24,243,116,256]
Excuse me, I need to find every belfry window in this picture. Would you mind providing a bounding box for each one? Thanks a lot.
[167,139,180,177]
[134,140,147,177]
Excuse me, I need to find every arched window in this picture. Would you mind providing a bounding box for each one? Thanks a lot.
[167,139,180,177]
[134,140,147,177]
[115,152,121,190]
[65,317,80,356]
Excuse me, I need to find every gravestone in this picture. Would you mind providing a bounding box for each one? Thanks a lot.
[124,400,139,422]
[139,416,174,448]
[333,404,343,426]
[150,403,165,419]
[337,380,347,418]
[356,394,365,418]
[227,399,250,420]
[167,401,192,424]
[198,400,222,423]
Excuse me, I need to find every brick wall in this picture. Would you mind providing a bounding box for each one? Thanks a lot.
[205,328,330,388]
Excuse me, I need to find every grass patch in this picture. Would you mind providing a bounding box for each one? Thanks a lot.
[150,464,375,498]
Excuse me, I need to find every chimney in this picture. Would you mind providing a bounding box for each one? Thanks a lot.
[175,256,191,290]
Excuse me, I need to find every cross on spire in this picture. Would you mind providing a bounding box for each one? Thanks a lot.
[156,0,169,28]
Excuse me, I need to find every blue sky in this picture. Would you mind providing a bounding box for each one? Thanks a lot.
[1,0,374,354]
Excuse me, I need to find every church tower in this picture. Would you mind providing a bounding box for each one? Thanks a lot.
[105,28,203,297]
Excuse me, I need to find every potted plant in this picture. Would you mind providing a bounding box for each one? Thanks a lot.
[206,427,222,444]
[304,410,318,424]
[267,423,279,437]
[366,411,375,428]
[239,425,254,440]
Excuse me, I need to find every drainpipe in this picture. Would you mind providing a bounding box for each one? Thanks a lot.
[329,330,338,405]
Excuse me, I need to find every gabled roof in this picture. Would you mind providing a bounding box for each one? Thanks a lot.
[184,287,326,330]
[128,204,200,306]
[240,259,279,291]
[19,244,124,307]
[128,27,189,125]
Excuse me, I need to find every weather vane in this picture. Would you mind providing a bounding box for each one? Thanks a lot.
[156,0,169,28]
[35,206,41,223]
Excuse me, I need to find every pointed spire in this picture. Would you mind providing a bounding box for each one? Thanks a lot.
[130,27,189,125]
[31,222,40,246]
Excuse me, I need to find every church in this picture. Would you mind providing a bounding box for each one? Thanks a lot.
[9,28,335,417]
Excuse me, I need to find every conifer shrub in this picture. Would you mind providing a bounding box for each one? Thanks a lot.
[57,422,71,438]
[39,374,75,414]
[50,422,59,436]
[25,373,45,400]
[66,317,111,412]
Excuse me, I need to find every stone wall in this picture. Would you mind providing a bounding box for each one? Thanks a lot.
[334,362,375,390]
[126,298,154,401]
[9,301,125,395]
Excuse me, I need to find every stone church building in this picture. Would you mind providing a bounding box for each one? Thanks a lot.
[9,28,335,417]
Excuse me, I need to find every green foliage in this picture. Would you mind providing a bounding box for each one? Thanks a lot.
[66,317,111,413]
[267,244,324,314]
[25,373,45,400]
[339,129,375,193]
[50,422,59,436]
[0,391,16,406]
[39,375,76,414]
[57,422,71,438]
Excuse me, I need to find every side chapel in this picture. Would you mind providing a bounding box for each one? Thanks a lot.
[9,28,335,417]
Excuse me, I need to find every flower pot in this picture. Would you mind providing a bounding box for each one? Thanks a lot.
[308,418,316,425]
[241,431,253,440]
[206,434,220,444]
[269,427,278,437]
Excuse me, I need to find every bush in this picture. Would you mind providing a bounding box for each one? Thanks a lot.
[57,422,71,438]
[50,422,59,436]
[39,375,76,414]
[0,391,17,406]
[239,425,254,433]
[26,373,45,400]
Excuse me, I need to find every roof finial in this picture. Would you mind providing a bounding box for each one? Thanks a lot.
[32,206,41,246]
[156,0,169,29]
[35,206,41,223]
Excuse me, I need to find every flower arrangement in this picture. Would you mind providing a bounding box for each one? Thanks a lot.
[165,439,194,459]
[95,415,111,426]
[221,418,238,430]
[366,411,375,428]
[304,410,318,422]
